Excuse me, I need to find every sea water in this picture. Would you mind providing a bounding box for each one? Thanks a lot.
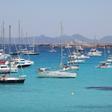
[0,46,112,112]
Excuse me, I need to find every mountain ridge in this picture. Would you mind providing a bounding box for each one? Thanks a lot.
[1,34,112,44]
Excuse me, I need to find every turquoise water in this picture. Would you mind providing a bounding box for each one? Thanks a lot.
[0,47,112,112]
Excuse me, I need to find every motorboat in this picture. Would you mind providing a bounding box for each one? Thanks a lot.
[49,49,57,53]
[88,48,102,56]
[62,64,79,71]
[69,54,89,59]
[0,75,25,84]
[68,59,85,64]
[0,65,10,74]
[13,58,34,67]
[97,62,111,68]
[106,56,112,63]
[0,53,11,60]
[0,64,18,73]
[78,54,90,59]
[23,50,39,55]
[65,44,72,49]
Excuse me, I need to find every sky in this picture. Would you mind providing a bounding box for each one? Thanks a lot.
[0,0,112,38]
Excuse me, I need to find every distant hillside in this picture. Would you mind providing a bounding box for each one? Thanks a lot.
[100,36,112,43]
[70,34,91,42]
[34,34,92,44]
[2,34,112,45]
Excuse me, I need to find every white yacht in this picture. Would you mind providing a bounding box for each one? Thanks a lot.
[62,64,79,71]
[49,45,57,53]
[88,48,102,56]
[0,65,10,74]
[0,75,25,83]
[23,50,39,55]
[68,59,85,64]
[69,54,89,59]
[0,64,18,73]
[65,44,72,49]
[0,53,11,60]
[38,68,77,78]
[97,62,112,69]
[13,58,34,67]
[106,56,112,63]
[49,49,57,53]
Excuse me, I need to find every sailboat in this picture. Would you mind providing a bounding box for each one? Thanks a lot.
[10,21,21,55]
[49,45,57,53]
[23,36,39,55]
[0,24,18,73]
[0,25,26,84]
[62,45,79,71]
[97,46,112,69]
[38,23,77,78]
[11,22,34,67]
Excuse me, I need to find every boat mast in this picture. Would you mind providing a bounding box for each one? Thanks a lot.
[0,25,1,44]
[25,32,28,49]
[33,37,35,52]
[60,22,63,68]
[18,21,21,45]
[0,24,2,49]
[9,25,11,53]
[2,21,5,52]
[9,25,11,75]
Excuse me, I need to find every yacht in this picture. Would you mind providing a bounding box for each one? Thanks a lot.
[0,64,18,73]
[23,50,39,55]
[0,75,25,83]
[0,65,10,74]
[88,48,102,56]
[68,59,85,64]
[38,68,77,78]
[13,58,34,67]
[69,54,89,59]
[65,44,72,49]
[49,49,57,53]
[49,45,57,53]
[97,62,111,69]
[0,53,11,60]
[106,56,112,63]
[62,64,79,71]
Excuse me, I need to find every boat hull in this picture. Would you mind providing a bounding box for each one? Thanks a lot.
[24,53,39,55]
[0,78,25,84]
[17,64,31,68]
[38,70,77,78]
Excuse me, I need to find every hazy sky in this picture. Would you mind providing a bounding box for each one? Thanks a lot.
[0,0,112,38]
